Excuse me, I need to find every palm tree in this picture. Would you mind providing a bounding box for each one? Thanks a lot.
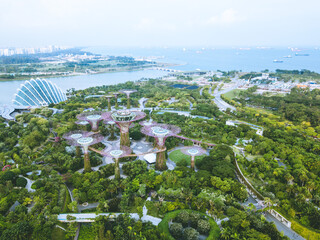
[220,227,232,240]
[263,197,273,211]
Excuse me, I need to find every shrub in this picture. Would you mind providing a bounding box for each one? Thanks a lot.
[176,158,188,167]
[122,160,147,178]
[16,177,27,187]
[189,212,201,228]
[99,164,114,178]
[31,179,44,189]
[183,227,199,240]
[0,221,33,240]
[79,191,87,203]
[67,215,76,220]
[197,219,211,234]
[14,205,27,214]
[1,171,15,182]
[131,130,143,140]
[169,223,183,239]
[108,198,121,212]
[175,210,189,227]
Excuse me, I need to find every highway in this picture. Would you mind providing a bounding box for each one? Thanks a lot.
[209,77,245,112]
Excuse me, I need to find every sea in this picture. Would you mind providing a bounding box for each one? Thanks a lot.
[1,46,320,105]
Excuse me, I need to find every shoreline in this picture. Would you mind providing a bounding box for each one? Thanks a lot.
[0,63,178,83]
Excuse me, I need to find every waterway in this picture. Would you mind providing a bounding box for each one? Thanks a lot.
[86,46,320,72]
[2,46,320,105]
[0,70,165,105]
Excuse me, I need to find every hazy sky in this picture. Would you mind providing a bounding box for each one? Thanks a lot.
[0,0,319,48]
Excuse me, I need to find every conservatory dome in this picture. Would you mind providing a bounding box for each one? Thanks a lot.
[12,78,67,106]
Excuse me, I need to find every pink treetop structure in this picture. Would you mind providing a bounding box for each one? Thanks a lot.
[181,146,207,170]
[120,89,137,109]
[63,131,104,172]
[75,120,89,126]
[76,111,105,131]
[139,120,158,127]
[141,123,181,170]
[102,110,146,147]
[62,130,94,141]
[100,146,131,180]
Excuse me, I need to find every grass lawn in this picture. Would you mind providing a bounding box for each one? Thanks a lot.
[169,149,205,166]
[224,89,244,100]
[51,225,66,240]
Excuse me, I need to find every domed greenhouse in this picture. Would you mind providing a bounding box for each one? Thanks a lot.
[12,78,67,106]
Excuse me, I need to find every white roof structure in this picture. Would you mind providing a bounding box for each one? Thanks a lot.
[13,78,67,106]
[143,153,156,164]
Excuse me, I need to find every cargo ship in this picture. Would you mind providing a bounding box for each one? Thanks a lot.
[295,53,310,56]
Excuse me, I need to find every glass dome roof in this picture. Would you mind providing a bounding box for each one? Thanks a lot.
[12,78,67,106]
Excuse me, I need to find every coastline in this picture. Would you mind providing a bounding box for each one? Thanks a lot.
[0,63,177,83]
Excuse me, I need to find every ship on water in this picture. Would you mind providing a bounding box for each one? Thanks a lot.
[283,55,292,58]
[295,53,310,56]
[273,59,283,63]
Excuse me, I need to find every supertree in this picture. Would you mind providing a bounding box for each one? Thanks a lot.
[139,120,157,141]
[110,92,121,108]
[100,146,131,180]
[103,95,113,111]
[104,120,116,141]
[102,110,146,147]
[141,124,181,170]
[63,130,93,157]
[120,89,137,109]
[76,111,105,132]
[63,131,104,172]
[181,146,207,170]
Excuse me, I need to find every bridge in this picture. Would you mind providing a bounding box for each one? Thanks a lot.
[175,135,215,148]
[57,212,161,225]
[153,67,182,73]
[89,146,166,157]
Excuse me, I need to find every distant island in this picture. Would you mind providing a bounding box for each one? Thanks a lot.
[0,47,172,81]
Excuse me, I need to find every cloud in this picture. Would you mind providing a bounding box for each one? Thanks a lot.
[207,9,245,25]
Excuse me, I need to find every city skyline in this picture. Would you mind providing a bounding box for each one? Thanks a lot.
[0,0,319,48]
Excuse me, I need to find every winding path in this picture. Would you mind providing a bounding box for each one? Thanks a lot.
[19,175,35,193]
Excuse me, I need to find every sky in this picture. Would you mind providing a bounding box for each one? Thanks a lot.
[0,0,319,48]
